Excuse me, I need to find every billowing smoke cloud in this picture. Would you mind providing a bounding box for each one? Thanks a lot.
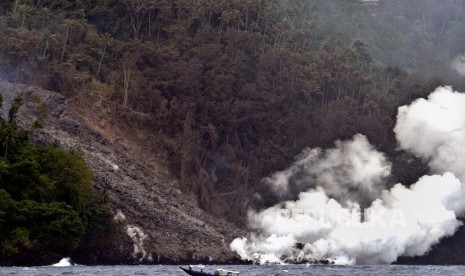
[452,55,465,76]
[395,86,465,182]
[231,86,465,265]
[266,134,391,205]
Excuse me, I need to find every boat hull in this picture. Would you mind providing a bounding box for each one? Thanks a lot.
[179,267,214,276]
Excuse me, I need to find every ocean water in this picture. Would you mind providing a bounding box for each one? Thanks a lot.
[1,264,465,276]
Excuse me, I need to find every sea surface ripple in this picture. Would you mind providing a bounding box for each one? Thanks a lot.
[1,264,464,276]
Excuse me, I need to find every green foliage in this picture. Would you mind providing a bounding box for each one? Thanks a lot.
[79,205,115,250]
[8,97,23,125]
[0,189,12,223]
[33,202,84,251]
[2,227,31,255]
[0,101,113,261]
[37,146,93,212]
[0,117,29,159]
[3,200,84,255]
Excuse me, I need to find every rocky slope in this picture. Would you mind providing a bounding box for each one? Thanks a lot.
[3,79,465,266]
[0,80,244,265]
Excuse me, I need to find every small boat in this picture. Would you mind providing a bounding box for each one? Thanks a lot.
[180,266,212,276]
[180,266,240,276]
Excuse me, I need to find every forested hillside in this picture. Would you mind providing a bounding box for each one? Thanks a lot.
[1,0,465,256]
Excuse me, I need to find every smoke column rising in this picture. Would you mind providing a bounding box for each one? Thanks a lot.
[266,134,391,205]
[231,86,465,264]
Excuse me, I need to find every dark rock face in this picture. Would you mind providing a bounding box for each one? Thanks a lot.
[0,81,244,265]
[396,225,465,265]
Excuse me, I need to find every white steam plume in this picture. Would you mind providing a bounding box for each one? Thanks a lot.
[395,86,465,182]
[266,134,391,204]
[231,86,465,265]
[232,173,463,264]
[452,55,465,76]
[127,225,148,262]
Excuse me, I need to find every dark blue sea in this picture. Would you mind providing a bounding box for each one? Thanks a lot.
[1,264,465,276]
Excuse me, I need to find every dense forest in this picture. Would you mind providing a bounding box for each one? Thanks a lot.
[1,0,465,228]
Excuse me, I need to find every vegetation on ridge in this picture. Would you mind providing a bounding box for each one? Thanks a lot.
[0,0,464,229]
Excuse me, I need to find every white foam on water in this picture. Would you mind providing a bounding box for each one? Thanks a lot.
[51,257,73,267]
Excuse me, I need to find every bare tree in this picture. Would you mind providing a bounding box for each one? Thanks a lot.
[120,0,166,39]
[123,65,131,107]
[61,20,70,61]
[97,34,112,78]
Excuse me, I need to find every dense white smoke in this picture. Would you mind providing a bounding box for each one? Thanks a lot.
[395,86,465,181]
[231,86,465,265]
[266,134,391,204]
[452,55,465,76]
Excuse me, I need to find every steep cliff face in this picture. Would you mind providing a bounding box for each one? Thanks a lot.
[0,80,244,265]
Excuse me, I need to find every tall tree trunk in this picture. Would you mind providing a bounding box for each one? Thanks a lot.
[123,66,131,107]
[96,43,107,78]
[61,23,69,61]
[13,0,19,15]
[218,13,224,42]
[148,10,152,37]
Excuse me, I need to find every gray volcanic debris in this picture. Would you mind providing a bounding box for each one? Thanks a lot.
[0,81,243,264]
